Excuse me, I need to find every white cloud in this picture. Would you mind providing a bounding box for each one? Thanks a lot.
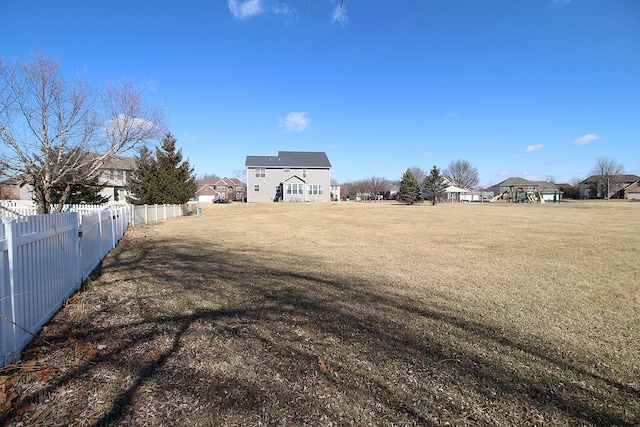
[526,144,544,152]
[273,3,295,19]
[228,0,263,20]
[144,79,158,93]
[279,112,311,132]
[574,134,600,146]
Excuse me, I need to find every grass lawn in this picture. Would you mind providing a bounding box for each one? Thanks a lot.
[2,201,639,426]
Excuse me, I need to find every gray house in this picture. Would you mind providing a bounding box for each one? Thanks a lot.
[245,151,332,202]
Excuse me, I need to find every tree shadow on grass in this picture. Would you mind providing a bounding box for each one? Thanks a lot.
[6,228,639,426]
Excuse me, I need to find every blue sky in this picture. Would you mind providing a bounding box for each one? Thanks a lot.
[2,0,638,187]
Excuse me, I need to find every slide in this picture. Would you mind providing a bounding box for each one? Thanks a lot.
[490,192,507,202]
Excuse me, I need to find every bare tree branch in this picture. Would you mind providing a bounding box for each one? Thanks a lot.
[590,157,624,200]
[443,159,479,190]
[0,53,165,213]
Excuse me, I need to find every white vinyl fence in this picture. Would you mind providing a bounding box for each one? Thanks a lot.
[0,201,105,220]
[129,204,189,226]
[0,203,186,367]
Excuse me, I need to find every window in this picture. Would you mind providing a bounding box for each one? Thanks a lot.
[254,185,260,192]
[217,185,225,191]
[255,168,265,178]
[303,169,307,178]
[307,184,324,195]
[286,183,304,195]
[284,168,290,173]
[227,187,233,193]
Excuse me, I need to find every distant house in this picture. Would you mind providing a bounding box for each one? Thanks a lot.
[195,177,246,203]
[98,155,137,204]
[0,155,136,204]
[330,184,341,202]
[245,151,332,202]
[626,181,640,201]
[579,174,640,199]
[0,177,31,200]
[491,177,563,202]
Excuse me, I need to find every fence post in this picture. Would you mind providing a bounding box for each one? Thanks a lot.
[1,218,18,365]
[110,209,117,250]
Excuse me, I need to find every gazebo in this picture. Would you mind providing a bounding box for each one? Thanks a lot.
[445,185,470,202]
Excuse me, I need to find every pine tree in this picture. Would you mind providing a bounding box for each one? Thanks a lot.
[127,145,155,204]
[50,175,110,205]
[424,165,447,205]
[127,133,196,205]
[397,169,422,205]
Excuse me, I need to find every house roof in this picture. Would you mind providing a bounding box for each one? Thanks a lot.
[580,174,640,184]
[494,177,558,190]
[245,151,331,168]
[99,155,137,171]
[195,184,216,195]
[494,177,534,187]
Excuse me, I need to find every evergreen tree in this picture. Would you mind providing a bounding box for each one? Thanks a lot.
[424,165,447,205]
[50,175,110,205]
[127,133,197,205]
[127,145,155,204]
[397,169,422,204]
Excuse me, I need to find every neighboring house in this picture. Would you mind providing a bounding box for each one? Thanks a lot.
[195,177,246,203]
[0,155,137,205]
[194,182,217,203]
[382,184,399,200]
[625,181,640,201]
[330,184,341,202]
[555,183,579,199]
[579,174,640,199]
[0,177,32,200]
[491,177,563,202]
[98,155,137,204]
[245,151,332,202]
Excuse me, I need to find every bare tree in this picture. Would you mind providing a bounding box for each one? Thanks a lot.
[366,176,390,200]
[443,159,479,190]
[197,173,220,183]
[231,169,246,183]
[0,53,164,213]
[408,166,426,190]
[590,157,624,200]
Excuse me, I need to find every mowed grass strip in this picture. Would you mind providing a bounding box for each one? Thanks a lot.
[7,201,640,426]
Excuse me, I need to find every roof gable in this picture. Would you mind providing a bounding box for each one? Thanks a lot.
[283,175,306,184]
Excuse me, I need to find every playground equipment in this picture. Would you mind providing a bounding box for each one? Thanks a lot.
[490,192,509,202]
[490,188,546,203]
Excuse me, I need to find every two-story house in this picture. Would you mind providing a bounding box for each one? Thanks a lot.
[579,174,640,199]
[245,151,332,202]
[98,155,137,204]
[0,178,31,200]
[195,177,246,203]
[1,155,136,204]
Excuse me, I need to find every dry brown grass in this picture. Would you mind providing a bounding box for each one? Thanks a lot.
[2,201,639,426]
